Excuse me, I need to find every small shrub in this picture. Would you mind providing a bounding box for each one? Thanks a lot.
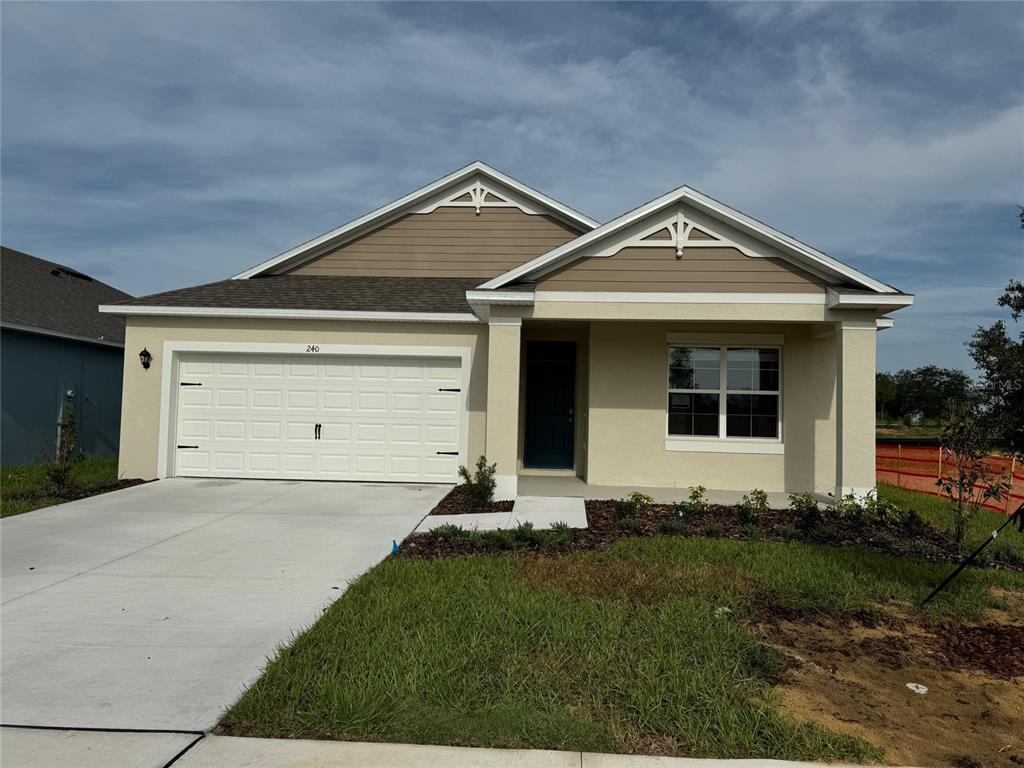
[900,509,927,534]
[789,493,822,531]
[546,521,578,549]
[873,532,898,552]
[739,523,763,540]
[457,455,497,507]
[511,521,544,547]
[615,491,654,520]
[45,400,78,496]
[834,494,869,529]
[433,523,466,541]
[674,486,709,519]
[702,522,723,538]
[476,529,514,551]
[659,519,687,535]
[620,517,645,535]
[737,489,768,526]
[776,522,802,540]
[864,494,906,526]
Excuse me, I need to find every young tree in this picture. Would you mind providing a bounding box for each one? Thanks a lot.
[936,408,1010,550]
[968,279,1024,452]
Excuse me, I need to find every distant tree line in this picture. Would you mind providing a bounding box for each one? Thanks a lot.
[876,366,973,424]
[877,278,1023,454]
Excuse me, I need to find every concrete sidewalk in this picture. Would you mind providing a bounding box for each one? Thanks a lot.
[417,495,588,532]
[0,729,893,768]
[175,735,872,767]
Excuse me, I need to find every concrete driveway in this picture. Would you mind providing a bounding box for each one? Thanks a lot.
[0,479,446,733]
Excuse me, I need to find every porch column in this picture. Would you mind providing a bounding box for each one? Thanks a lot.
[485,317,522,499]
[835,320,877,500]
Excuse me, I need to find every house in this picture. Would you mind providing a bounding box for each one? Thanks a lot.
[100,163,912,500]
[1,247,133,465]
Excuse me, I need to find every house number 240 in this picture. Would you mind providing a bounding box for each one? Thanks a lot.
[305,345,320,353]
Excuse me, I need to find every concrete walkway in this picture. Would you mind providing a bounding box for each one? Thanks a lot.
[417,495,588,532]
[0,729,871,768]
[1,479,446,735]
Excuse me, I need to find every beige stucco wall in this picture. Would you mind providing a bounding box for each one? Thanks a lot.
[836,321,878,495]
[583,320,848,493]
[117,316,488,480]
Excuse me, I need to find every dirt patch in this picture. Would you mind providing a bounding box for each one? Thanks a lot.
[757,615,1024,767]
[429,485,514,515]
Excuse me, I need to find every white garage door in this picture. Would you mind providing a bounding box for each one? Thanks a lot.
[173,353,463,482]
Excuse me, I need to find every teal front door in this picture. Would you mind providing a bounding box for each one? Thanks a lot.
[523,341,576,469]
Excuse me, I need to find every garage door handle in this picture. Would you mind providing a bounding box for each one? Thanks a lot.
[179,382,203,387]
[437,388,461,392]
[314,423,321,440]
[436,451,458,456]
[177,445,199,449]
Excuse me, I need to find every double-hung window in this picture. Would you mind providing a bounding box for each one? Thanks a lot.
[667,346,781,441]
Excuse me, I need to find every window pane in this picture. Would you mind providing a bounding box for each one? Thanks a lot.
[668,347,720,391]
[668,392,719,436]
[726,348,779,392]
[726,394,778,438]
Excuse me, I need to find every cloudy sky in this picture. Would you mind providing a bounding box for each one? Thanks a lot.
[2,1,1022,372]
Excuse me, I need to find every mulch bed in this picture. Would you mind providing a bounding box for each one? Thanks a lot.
[404,495,1023,572]
[428,484,514,515]
[931,623,1024,678]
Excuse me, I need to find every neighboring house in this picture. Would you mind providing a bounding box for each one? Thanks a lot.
[1,247,132,465]
[101,163,912,499]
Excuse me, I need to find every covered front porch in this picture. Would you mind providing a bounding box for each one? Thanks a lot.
[483,313,880,502]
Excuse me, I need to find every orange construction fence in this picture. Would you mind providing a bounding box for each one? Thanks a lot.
[876,442,1024,515]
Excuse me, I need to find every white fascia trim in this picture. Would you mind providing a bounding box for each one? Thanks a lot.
[99,305,481,323]
[481,186,898,295]
[665,438,785,455]
[465,290,535,306]
[535,291,827,305]
[0,321,125,348]
[157,340,474,480]
[826,287,914,309]
[876,317,895,330]
[232,162,597,280]
[487,316,522,327]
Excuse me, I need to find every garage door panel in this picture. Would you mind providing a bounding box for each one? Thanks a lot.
[250,421,281,440]
[174,352,463,482]
[217,389,247,408]
[214,420,246,440]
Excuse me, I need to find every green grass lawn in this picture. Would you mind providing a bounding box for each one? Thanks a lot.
[1,456,120,518]
[222,532,1023,761]
[878,482,1023,555]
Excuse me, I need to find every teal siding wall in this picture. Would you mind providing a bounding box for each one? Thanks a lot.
[1,328,124,465]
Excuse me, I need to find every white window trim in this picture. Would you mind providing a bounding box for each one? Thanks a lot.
[665,344,783,453]
[156,341,472,481]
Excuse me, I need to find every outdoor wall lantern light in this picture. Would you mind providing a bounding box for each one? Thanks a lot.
[139,348,152,370]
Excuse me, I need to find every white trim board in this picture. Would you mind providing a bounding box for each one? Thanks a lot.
[232,162,597,279]
[155,341,473,481]
[480,186,902,296]
[100,305,481,323]
[535,291,828,304]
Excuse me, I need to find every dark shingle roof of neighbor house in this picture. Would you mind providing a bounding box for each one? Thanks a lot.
[111,276,487,313]
[0,246,133,345]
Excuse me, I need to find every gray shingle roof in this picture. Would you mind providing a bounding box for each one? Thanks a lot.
[110,276,485,314]
[1,247,133,345]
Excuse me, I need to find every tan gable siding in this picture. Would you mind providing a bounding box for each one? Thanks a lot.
[537,246,825,292]
[288,207,583,279]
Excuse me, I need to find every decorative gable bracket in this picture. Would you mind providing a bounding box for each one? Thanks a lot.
[589,206,761,261]
[416,177,550,217]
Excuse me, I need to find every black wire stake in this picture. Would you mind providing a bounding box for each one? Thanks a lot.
[922,502,1024,606]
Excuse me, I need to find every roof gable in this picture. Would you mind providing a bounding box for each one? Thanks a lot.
[480,186,902,295]
[234,162,598,279]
